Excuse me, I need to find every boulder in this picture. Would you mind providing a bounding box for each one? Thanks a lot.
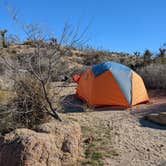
[146,112,166,125]
[0,120,82,166]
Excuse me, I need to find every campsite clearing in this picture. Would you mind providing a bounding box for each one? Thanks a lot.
[59,83,166,166]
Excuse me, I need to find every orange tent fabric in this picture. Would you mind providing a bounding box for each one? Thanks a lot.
[75,62,149,107]
[132,71,149,105]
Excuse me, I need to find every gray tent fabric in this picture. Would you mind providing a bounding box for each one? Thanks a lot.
[109,62,132,104]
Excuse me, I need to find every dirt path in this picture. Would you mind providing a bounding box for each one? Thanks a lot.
[63,110,165,166]
[60,88,166,166]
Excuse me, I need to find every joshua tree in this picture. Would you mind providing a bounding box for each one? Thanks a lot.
[159,48,166,58]
[0,29,8,48]
[154,44,166,64]
[143,49,152,65]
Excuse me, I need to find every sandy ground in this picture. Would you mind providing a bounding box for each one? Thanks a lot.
[65,111,166,166]
[56,84,166,166]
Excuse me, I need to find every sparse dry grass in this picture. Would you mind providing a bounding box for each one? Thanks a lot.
[0,90,14,104]
[0,76,51,134]
[65,114,119,166]
[137,64,166,89]
[74,49,143,69]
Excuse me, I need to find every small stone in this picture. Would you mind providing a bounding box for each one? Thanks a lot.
[146,113,166,125]
[84,136,94,144]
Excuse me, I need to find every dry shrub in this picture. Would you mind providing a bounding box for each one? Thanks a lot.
[12,75,50,128]
[0,75,50,135]
[80,49,144,69]
[137,64,166,89]
[82,53,103,65]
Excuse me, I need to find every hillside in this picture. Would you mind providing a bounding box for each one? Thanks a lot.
[0,43,166,166]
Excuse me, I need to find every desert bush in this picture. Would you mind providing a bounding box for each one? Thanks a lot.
[75,45,144,68]
[80,49,117,66]
[154,56,166,64]
[12,76,50,128]
[50,60,70,82]
[143,49,152,65]
[153,49,166,64]
[0,76,50,134]
[83,53,103,66]
[68,66,86,76]
[137,64,166,89]
[0,42,63,122]
[0,22,89,134]
[81,50,144,70]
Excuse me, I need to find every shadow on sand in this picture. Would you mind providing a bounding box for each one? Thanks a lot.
[130,103,166,130]
[61,94,127,113]
[61,94,166,129]
[61,94,85,113]
[139,117,166,130]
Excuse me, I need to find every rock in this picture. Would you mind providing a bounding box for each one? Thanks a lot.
[62,140,72,153]
[59,75,68,82]
[0,120,82,166]
[83,136,94,144]
[146,112,166,125]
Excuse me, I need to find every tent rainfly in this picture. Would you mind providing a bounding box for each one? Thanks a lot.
[73,62,149,107]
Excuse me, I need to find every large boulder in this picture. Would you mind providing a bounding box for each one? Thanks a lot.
[0,120,82,166]
[146,112,166,125]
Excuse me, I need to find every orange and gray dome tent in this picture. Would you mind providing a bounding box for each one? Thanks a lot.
[74,62,149,107]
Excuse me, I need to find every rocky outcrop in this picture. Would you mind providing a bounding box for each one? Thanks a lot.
[0,120,82,166]
[146,112,166,125]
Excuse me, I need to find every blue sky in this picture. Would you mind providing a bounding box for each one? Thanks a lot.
[1,0,166,53]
